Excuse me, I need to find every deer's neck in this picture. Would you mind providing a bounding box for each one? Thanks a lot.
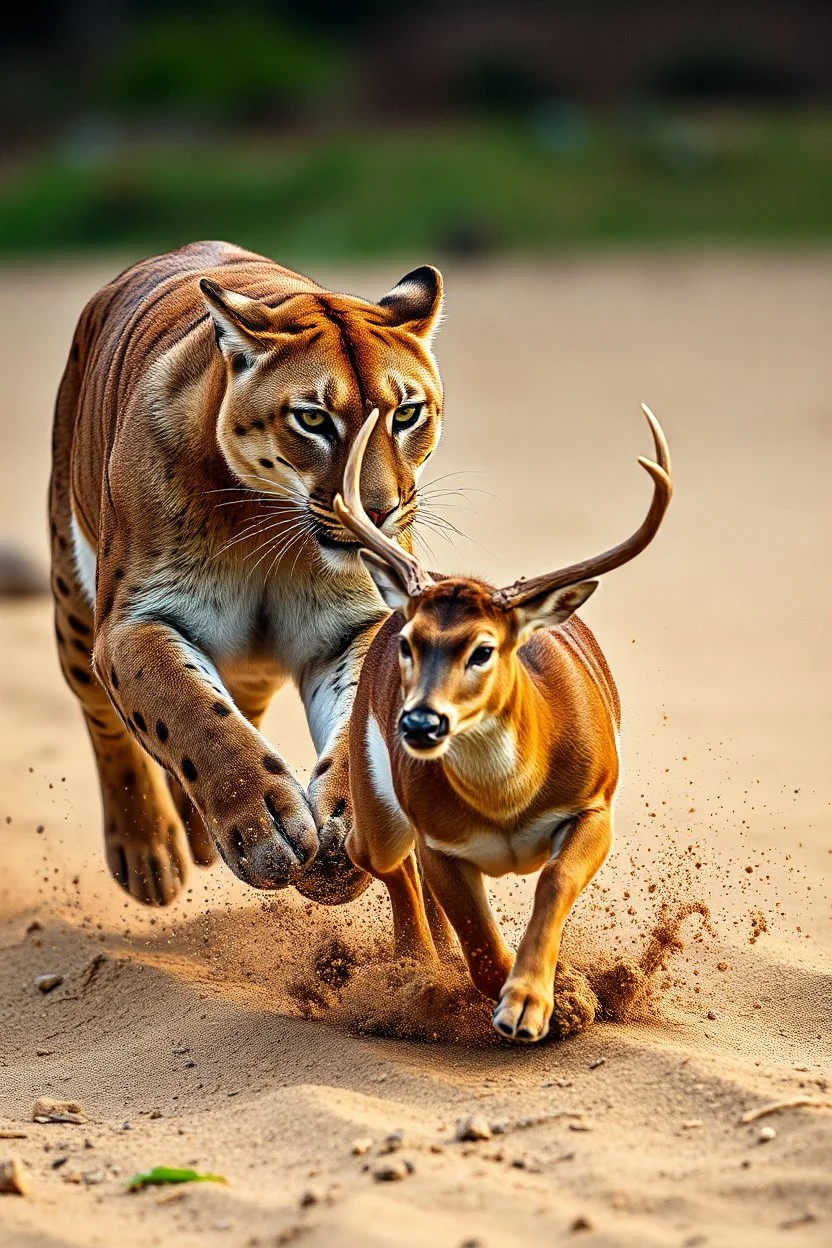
[441,661,545,820]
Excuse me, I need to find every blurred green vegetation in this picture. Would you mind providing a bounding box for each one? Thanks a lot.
[1,111,831,260]
[96,12,342,124]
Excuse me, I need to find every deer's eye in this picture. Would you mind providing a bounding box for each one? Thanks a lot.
[468,645,494,668]
[393,402,423,431]
[399,637,413,661]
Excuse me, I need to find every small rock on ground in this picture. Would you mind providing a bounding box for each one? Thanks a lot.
[31,1098,86,1125]
[373,1159,414,1182]
[0,1156,30,1195]
[34,974,63,993]
[571,1215,594,1232]
[455,1115,492,1142]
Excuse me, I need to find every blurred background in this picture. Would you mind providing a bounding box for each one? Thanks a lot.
[2,0,831,262]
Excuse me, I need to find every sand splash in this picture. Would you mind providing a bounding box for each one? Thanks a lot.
[281,900,715,1044]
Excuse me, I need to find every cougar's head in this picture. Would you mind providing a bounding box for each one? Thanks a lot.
[199,268,443,572]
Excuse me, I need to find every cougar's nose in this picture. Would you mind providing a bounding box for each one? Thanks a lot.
[399,706,450,750]
[365,502,397,529]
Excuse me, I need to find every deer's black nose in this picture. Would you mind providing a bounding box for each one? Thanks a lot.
[399,706,450,750]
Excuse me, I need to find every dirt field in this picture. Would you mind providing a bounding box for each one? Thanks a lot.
[1,253,830,1247]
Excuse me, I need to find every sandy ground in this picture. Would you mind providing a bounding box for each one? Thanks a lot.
[0,253,830,1248]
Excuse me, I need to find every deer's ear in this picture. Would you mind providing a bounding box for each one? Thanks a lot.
[379,266,443,342]
[360,550,415,614]
[199,278,274,369]
[515,580,599,643]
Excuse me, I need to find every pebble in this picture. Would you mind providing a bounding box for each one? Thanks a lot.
[350,1137,374,1156]
[570,1215,594,1232]
[373,1158,414,1182]
[31,1098,86,1125]
[588,1057,606,1070]
[706,1010,718,1021]
[455,1116,492,1143]
[379,1130,406,1154]
[0,1156,30,1195]
[758,1126,777,1143]
[34,974,63,994]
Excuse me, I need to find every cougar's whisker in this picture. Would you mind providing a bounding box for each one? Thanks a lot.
[263,523,316,581]
[242,516,310,563]
[247,520,314,580]
[416,513,497,559]
[212,514,305,562]
[412,529,439,567]
[419,468,487,490]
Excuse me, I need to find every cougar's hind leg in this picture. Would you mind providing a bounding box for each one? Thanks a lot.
[49,347,188,906]
[52,561,189,906]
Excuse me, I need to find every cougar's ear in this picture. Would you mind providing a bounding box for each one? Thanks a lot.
[359,550,415,615]
[379,265,444,342]
[199,278,274,369]
[514,580,599,644]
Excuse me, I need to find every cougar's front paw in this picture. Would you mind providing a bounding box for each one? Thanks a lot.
[205,762,318,890]
[295,758,371,906]
[105,818,190,907]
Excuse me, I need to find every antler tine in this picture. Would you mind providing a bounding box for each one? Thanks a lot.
[333,409,433,598]
[494,404,673,609]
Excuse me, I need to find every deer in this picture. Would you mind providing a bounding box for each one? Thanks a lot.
[334,404,672,1042]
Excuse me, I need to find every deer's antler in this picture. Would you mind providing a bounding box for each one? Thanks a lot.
[333,409,434,598]
[494,404,672,608]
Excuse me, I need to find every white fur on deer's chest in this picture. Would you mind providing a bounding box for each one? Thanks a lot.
[423,810,576,877]
[364,715,411,836]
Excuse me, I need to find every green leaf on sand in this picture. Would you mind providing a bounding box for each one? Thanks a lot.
[127,1166,228,1191]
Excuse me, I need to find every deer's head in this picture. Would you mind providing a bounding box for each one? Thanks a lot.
[334,406,671,759]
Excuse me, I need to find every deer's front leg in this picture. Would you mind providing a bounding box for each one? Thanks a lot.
[295,641,374,905]
[493,807,612,1043]
[94,618,318,889]
[418,846,514,999]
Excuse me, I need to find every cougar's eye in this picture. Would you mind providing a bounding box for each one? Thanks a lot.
[393,402,424,431]
[399,637,413,661]
[467,645,494,668]
[292,407,332,435]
